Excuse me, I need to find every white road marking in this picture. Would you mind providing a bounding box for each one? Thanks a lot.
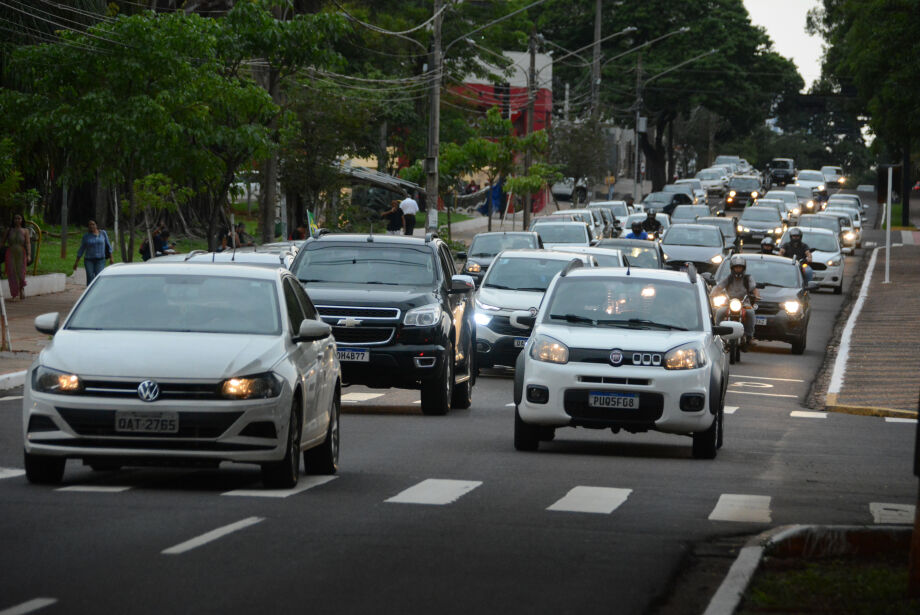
[0,598,57,615]
[790,411,827,419]
[385,479,482,505]
[413,400,421,404]
[341,392,384,402]
[730,382,773,389]
[886,418,917,424]
[723,406,739,415]
[726,390,797,399]
[547,486,632,514]
[56,485,131,493]
[162,516,264,555]
[505,402,515,407]
[870,503,915,524]
[728,375,804,383]
[222,476,337,498]
[0,395,23,402]
[0,468,25,480]
[709,494,772,523]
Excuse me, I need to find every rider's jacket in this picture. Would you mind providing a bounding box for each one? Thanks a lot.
[783,240,811,262]
[718,273,756,299]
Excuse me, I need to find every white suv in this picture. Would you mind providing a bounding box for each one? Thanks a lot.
[512,265,742,459]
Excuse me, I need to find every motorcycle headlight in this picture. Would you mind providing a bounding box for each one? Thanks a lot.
[827,258,840,267]
[710,254,724,264]
[807,200,815,208]
[404,303,442,326]
[712,294,728,308]
[220,373,282,400]
[844,231,855,241]
[664,343,706,370]
[474,311,492,326]
[464,262,481,273]
[729,190,737,197]
[729,298,743,312]
[751,191,759,198]
[648,233,656,240]
[32,366,82,394]
[775,227,784,234]
[529,334,569,364]
[782,300,802,314]
[737,225,745,232]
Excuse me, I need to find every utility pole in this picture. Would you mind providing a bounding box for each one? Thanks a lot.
[564,82,570,121]
[425,0,443,235]
[590,0,601,118]
[633,52,642,204]
[523,27,537,230]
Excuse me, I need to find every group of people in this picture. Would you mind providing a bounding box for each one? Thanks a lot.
[625,210,664,240]
[381,192,420,236]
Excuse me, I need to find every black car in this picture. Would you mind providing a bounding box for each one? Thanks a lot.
[766,158,795,187]
[695,216,742,253]
[457,231,543,285]
[660,224,731,274]
[711,254,816,354]
[290,233,476,415]
[641,191,692,216]
[736,207,785,247]
[725,176,763,209]
[596,237,664,269]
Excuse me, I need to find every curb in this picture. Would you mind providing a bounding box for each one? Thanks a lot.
[823,399,918,419]
[703,524,912,615]
[0,370,27,391]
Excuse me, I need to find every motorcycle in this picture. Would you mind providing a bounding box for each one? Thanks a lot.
[712,292,756,364]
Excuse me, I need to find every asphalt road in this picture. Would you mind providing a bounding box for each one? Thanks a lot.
[0,206,915,615]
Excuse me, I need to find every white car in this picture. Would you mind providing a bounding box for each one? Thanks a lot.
[828,193,868,212]
[22,263,341,487]
[475,250,595,370]
[821,165,846,187]
[512,265,743,459]
[824,207,863,248]
[675,178,708,205]
[794,170,829,200]
[778,227,845,294]
[550,245,624,267]
[762,190,801,219]
[696,168,729,197]
[532,221,593,249]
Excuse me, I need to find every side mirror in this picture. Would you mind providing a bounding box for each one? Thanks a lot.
[456,252,467,260]
[35,312,61,335]
[715,321,744,340]
[449,274,476,294]
[296,319,332,342]
[510,310,536,330]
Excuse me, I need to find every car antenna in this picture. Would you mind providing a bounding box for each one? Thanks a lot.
[624,256,631,276]
[367,225,374,242]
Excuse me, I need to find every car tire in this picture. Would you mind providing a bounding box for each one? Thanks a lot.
[24,451,65,484]
[304,389,339,475]
[261,403,301,488]
[790,333,807,355]
[834,283,843,295]
[421,343,453,415]
[514,406,540,452]
[539,426,556,442]
[692,409,719,459]
[451,337,473,410]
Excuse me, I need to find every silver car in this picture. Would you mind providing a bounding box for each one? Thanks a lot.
[23,263,341,488]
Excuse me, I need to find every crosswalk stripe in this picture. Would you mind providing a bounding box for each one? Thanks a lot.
[0,468,25,480]
[547,486,632,514]
[385,479,482,505]
[886,418,917,424]
[790,411,827,419]
[708,494,772,523]
[56,485,131,493]
[869,503,915,524]
[222,476,337,498]
[724,406,739,415]
[341,392,385,402]
[0,598,57,615]
[162,516,264,555]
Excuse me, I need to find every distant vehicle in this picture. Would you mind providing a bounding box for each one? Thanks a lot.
[762,190,801,219]
[589,200,633,221]
[567,208,607,240]
[624,212,671,241]
[457,231,544,285]
[642,191,692,216]
[551,177,589,203]
[695,216,742,253]
[725,176,763,209]
[675,178,708,204]
[670,205,712,225]
[798,214,850,253]
[596,237,665,269]
[827,193,867,211]
[532,221,593,249]
[663,182,699,204]
[696,168,730,197]
[714,154,742,168]
[778,227,844,294]
[660,223,731,274]
[795,170,829,201]
[823,207,862,249]
[549,245,625,268]
[821,166,846,187]
[751,198,790,224]
[766,158,795,187]
[736,206,785,247]
[786,184,821,215]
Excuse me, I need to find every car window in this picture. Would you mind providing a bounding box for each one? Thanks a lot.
[663,226,722,247]
[438,244,455,277]
[470,234,537,257]
[290,277,318,320]
[295,244,436,286]
[283,278,307,333]
[483,257,572,291]
[789,186,814,198]
[729,178,761,190]
[771,159,793,170]
[741,209,781,222]
[797,171,824,182]
[535,224,589,244]
[799,216,838,231]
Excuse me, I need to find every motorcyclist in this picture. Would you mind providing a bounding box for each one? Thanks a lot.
[641,209,663,235]
[778,227,813,282]
[625,221,648,240]
[760,236,775,254]
[712,254,760,348]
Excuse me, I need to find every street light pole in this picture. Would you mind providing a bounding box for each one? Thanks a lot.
[633,52,642,204]
[425,0,443,235]
[523,27,537,230]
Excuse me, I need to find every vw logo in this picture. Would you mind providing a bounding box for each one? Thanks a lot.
[609,349,624,366]
[528,307,538,318]
[137,380,160,402]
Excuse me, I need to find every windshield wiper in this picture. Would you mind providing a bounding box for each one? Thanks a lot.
[515,287,547,292]
[364,281,402,285]
[596,318,687,331]
[759,281,785,288]
[470,253,494,258]
[549,313,595,325]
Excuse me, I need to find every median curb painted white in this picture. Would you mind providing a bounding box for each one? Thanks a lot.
[1,273,67,299]
[0,370,26,391]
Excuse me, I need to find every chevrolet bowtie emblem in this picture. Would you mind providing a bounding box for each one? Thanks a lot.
[337,317,363,327]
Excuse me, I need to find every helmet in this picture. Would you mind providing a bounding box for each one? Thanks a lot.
[789,227,802,240]
[729,254,746,275]
[646,209,656,217]
[631,221,643,233]
[760,237,775,253]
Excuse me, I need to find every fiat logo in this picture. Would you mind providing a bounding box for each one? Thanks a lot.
[609,349,624,366]
[137,380,160,402]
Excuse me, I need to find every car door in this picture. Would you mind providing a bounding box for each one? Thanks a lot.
[282,277,323,442]
[291,278,337,420]
[438,243,470,377]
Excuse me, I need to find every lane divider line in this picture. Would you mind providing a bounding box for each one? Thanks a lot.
[0,598,58,615]
[341,392,385,402]
[709,494,772,523]
[0,395,23,402]
[385,479,482,505]
[723,406,739,415]
[56,485,131,493]
[728,375,804,383]
[726,390,797,399]
[162,516,264,555]
[0,468,25,480]
[886,418,917,424]
[222,476,337,498]
[546,486,632,514]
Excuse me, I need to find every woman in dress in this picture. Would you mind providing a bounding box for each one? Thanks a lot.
[73,220,114,285]
[3,214,30,301]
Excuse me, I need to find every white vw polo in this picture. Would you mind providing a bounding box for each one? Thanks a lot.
[512,264,743,458]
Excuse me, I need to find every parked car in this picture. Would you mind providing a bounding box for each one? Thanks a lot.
[23,263,341,487]
[457,231,544,285]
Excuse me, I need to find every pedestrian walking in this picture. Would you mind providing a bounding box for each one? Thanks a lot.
[73,220,114,286]
[382,199,403,235]
[2,213,31,300]
[400,192,419,236]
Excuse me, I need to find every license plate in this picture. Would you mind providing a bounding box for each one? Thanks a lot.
[337,348,369,362]
[751,233,763,240]
[588,392,639,409]
[115,411,178,434]
[513,337,528,348]
[755,316,767,326]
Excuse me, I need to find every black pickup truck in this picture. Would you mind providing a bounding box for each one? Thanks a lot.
[289,233,476,415]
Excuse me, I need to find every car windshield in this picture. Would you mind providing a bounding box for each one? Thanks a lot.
[789,185,814,198]
[828,197,859,209]
[677,180,702,190]
[824,210,854,225]
[741,209,781,223]
[626,214,669,228]
[697,170,721,180]
[718,260,798,288]
[469,234,535,257]
[643,192,670,205]
[729,178,761,190]
[663,184,689,193]
[671,206,707,221]
[597,244,660,268]
[534,224,588,244]
[663,226,722,247]
[788,232,838,252]
[822,166,843,174]
[798,171,824,182]
[798,216,838,231]
[67,274,282,334]
[295,244,436,285]
[484,256,572,291]
[698,218,734,235]
[771,159,793,170]
[544,277,701,331]
[764,192,794,203]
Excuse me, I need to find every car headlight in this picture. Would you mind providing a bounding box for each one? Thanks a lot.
[782,300,802,314]
[712,294,728,308]
[710,254,724,264]
[464,262,481,273]
[729,190,736,197]
[807,200,815,208]
[404,303,442,326]
[767,229,774,234]
[792,207,801,216]
[751,191,759,198]
[475,298,500,311]
[839,177,846,184]
[827,258,840,267]
[474,311,492,326]
[729,298,743,312]
[220,373,282,400]
[664,343,706,370]
[775,227,784,234]
[662,253,669,260]
[737,225,745,232]
[32,366,83,394]
[529,334,569,364]
[844,231,855,241]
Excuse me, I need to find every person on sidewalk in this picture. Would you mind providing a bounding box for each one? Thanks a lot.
[73,220,114,285]
[3,214,31,300]
[399,192,419,236]
[382,199,403,235]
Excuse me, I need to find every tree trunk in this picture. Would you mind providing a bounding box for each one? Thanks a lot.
[126,170,137,262]
[94,175,108,227]
[640,121,668,192]
[667,120,675,182]
[260,68,282,244]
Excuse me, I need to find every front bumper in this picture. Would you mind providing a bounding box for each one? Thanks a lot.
[339,342,449,388]
[477,316,530,369]
[753,307,808,342]
[812,263,844,289]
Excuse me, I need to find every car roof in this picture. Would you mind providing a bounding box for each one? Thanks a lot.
[473,231,537,238]
[103,262,282,279]
[551,246,622,256]
[732,253,797,265]
[794,227,835,236]
[598,238,659,247]
[589,200,628,206]
[497,249,589,262]
[307,233,436,246]
[534,220,589,227]
[564,266,692,284]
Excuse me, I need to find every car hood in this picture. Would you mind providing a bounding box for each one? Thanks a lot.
[478,287,544,312]
[796,180,823,189]
[759,286,801,302]
[38,330,285,380]
[303,283,436,309]
[536,325,704,352]
[661,244,723,261]
[740,219,781,230]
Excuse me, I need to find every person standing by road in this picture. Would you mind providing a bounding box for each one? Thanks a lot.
[382,199,403,235]
[399,192,419,236]
[73,220,114,286]
[3,213,31,300]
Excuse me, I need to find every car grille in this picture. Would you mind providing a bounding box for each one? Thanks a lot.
[563,390,664,424]
[486,315,532,337]
[79,380,222,400]
[578,376,651,386]
[316,305,401,319]
[56,408,243,438]
[756,302,780,316]
[569,348,665,367]
[332,327,395,345]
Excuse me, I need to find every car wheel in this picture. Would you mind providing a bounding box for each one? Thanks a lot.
[790,332,807,355]
[261,403,301,488]
[421,343,453,415]
[451,337,473,410]
[834,283,843,295]
[692,410,719,459]
[514,406,540,451]
[24,451,65,484]
[304,389,339,475]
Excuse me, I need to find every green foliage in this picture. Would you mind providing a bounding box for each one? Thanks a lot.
[132,174,193,215]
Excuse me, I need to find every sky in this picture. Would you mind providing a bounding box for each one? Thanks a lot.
[743,0,823,91]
